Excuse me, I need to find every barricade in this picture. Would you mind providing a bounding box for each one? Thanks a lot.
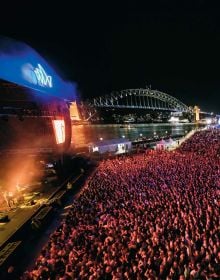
[47,189,67,207]
[0,241,22,267]
[31,206,53,230]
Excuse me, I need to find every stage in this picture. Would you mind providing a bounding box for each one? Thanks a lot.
[0,179,64,249]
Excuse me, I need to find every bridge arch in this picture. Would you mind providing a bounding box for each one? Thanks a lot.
[87,88,191,113]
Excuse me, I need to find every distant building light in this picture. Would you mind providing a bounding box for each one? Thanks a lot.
[92,146,99,152]
[168,116,179,123]
[205,118,212,125]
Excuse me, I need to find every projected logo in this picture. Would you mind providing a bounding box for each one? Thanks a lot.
[22,63,53,88]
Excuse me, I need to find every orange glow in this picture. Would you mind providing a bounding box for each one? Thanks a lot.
[52,119,65,144]
[0,154,44,195]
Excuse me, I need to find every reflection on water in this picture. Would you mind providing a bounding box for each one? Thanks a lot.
[71,123,200,148]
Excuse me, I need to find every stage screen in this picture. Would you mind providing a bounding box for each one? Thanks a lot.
[52,119,66,144]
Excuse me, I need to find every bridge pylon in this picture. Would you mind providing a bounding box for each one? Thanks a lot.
[193,106,200,122]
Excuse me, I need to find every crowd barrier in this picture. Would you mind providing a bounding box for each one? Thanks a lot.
[0,241,21,267]
[31,206,53,230]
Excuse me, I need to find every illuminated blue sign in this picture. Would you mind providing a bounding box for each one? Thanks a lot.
[0,36,76,100]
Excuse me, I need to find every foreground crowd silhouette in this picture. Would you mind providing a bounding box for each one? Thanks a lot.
[23,128,220,279]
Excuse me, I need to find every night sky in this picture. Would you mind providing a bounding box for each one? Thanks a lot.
[0,1,220,113]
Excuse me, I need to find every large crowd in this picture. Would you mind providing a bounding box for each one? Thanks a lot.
[23,128,220,279]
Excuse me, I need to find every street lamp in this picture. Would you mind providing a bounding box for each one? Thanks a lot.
[122,135,125,138]
[140,133,143,137]
[99,137,103,141]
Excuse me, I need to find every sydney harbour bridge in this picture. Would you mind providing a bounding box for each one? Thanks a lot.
[75,88,216,123]
[88,88,190,112]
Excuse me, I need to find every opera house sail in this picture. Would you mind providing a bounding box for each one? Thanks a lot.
[0,37,74,154]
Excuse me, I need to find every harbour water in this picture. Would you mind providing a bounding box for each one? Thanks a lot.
[71,123,201,148]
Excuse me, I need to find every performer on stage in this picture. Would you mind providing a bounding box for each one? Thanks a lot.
[3,191,15,209]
